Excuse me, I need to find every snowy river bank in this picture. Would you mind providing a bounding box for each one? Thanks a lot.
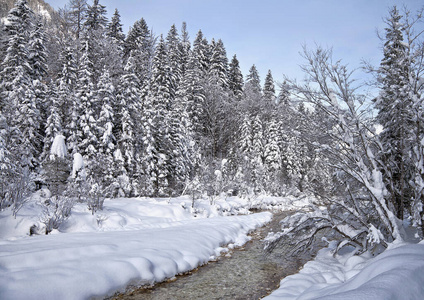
[113,211,326,300]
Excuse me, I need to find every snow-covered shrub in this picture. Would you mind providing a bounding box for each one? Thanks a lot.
[9,167,33,218]
[40,195,73,234]
[86,182,105,215]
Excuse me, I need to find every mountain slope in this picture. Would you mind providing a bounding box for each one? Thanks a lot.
[0,0,56,21]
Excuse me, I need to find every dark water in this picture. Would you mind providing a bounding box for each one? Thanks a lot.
[112,211,324,300]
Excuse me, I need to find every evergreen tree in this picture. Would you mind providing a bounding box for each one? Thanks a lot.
[179,22,191,77]
[177,52,206,141]
[123,18,155,89]
[1,0,41,169]
[96,69,116,157]
[244,65,262,108]
[228,54,244,99]
[146,36,177,196]
[41,83,62,162]
[76,40,98,165]
[0,113,14,210]
[28,15,48,82]
[107,8,125,45]
[263,69,276,103]
[375,6,414,220]
[263,117,282,193]
[209,39,229,89]
[116,53,139,180]
[84,0,108,32]
[277,81,290,106]
[1,0,34,112]
[251,114,264,192]
[57,47,78,132]
[29,15,49,150]
[124,18,148,58]
[166,24,182,87]
[192,30,210,74]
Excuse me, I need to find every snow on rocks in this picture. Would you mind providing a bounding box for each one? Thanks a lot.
[264,241,424,300]
[0,196,272,300]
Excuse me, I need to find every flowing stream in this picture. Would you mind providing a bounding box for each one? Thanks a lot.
[112,211,326,300]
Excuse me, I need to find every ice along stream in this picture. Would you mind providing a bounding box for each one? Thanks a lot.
[112,211,325,300]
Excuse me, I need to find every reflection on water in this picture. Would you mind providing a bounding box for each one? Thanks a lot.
[112,212,324,300]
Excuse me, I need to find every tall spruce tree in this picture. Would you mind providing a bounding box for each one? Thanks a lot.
[228,54,244,99]
[116,53,139,180]
[209,39,229,89]
[1,0,41,169]
[244,65,262,108]
[179,22,191,77]
[84,0,108,32]
[375,6,414,220]
[263,69,276,103]
[192,30,210,75]
[76,40,98,166]
[107,8,125,45]
[41,83,62,163]
[166,24,183,87]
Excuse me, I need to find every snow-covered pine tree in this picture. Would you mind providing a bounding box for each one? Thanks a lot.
[251,114,264,192]
[233,114,252,193]
[65,91,80,155]
[1,0,33,112]
[84,0,108,32]
[0,113,16,210]
[209,39,229,89]
[81,0,111,85]
[201,73,230,158]
[179,46,206,140]
[244,65,262,109]
[179,22,191,77]
[277,80,290,106]
[41,83,62,163]
[145,36,177,196]
[1,0,42,170]
[96,69,116,158]
[192,30,210,75]
[263,69,276,104]
[28,15,48,83]
[107,8,125,46]
[228,54,244,99]
[166,24,183,88]
[29,15,49,153]
[76,39,98,167]
[263,117,282,194]
[375,6,414,220]
[123,18,149,60]
[166,99,197,194]
[57,46,78,131]
[123,18,155,88]
[116,52,138,182]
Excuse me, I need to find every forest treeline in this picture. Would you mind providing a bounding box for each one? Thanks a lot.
[1,0,424,252]
[0,0,320,202]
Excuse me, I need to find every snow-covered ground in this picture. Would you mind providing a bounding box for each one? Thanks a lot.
[265,240,424,300]
[2,193,423,300]
[0,193,305,300]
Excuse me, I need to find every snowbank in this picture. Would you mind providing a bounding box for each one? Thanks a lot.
[265,241,424,300]
[0,196,276,300]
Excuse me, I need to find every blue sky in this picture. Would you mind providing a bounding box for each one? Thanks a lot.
[47,0,424,86]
